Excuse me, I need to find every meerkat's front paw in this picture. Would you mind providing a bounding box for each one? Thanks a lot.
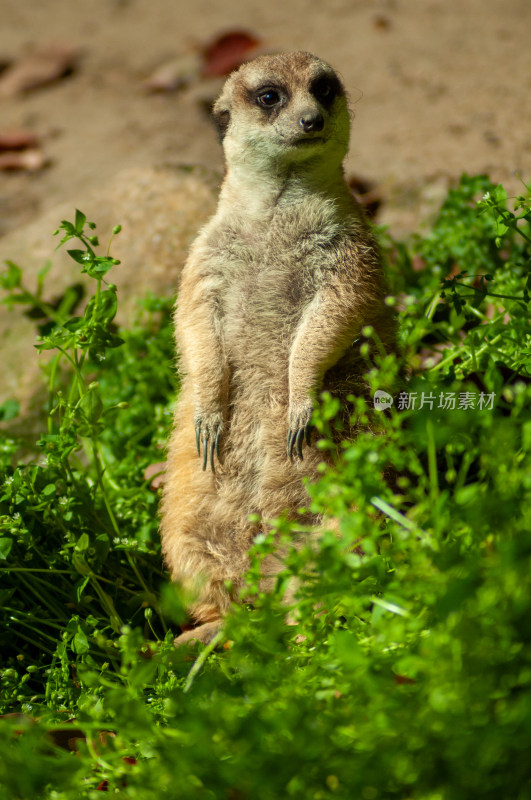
[287,399,314,460]
[194,411,223,472]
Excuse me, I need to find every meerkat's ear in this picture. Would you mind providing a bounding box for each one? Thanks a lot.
[212,106,231,142]
[212,84,232,142]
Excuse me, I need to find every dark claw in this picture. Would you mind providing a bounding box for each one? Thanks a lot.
[295,428,304,460]
[287,422,313,460]
[202,435,208,471]
[196,421,222,470]
[287,429,294,459]
[209,438,215,473]
[195,423,201,456]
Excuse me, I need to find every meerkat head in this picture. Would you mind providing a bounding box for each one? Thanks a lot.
[212,51,350,179]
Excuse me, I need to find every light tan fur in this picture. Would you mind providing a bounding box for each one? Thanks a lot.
[160,51,397,645]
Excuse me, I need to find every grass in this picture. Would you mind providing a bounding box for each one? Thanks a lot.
[0,174,530,799]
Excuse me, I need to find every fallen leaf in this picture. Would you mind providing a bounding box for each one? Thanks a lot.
[143,53,200,92]
[0,43,79,98]
[201,31,261,77]
[143,461,166,490]
[0,149,48,171]
[394,674,416,685]
[0,129,39,151]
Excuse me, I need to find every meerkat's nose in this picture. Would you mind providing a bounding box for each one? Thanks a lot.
[299,110,324,133]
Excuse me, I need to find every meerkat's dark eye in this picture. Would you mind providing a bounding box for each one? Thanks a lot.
[256,89,282,108]
[311,75,342,106]
[316,82,332,99]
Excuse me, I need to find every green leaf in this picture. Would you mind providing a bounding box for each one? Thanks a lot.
[79,389,104,425]
[72,627,89,654]
[0,398,20,421]
[0,537,13,560]
[371,595,410,617]
[58,219,76,236]
[74,209,87,234]
[81,255,118,279]
[84,287,118,325]
[36,260,53,298]
[75,575,90,602]
[67,249,91,265]
[75,533,90,553]
[493,183,508,205]
[93,533,110,564]
[0,261,22,290]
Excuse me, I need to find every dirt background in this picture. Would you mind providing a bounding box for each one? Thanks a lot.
[1,0,531,408]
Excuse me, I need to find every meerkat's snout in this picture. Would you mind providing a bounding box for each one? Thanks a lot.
[299,109,324,133]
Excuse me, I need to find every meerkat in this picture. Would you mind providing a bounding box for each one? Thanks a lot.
[160,51,397,645]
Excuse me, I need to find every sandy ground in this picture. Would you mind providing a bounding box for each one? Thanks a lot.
[0,0,530,408]
[2,0,531,236]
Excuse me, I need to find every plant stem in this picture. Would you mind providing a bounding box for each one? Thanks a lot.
[183,631,225,693]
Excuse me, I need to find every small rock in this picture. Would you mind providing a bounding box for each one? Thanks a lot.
[0,164,219,409]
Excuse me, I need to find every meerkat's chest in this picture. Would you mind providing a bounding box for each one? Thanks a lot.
[213,211,342,300]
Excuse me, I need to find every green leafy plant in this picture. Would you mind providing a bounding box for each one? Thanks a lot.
[0,213,175,715]
[0,177,530,800]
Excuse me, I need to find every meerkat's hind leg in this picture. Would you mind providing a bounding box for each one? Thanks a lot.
[174,619,224,647]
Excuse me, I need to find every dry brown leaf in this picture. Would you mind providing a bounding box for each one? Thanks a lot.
[143,53,200,92]
[0,129,39,151]
[0,43,79,98]
[394,674,417,685]
[0,148,48,171]
[143,461,166,490]
[201,31,261,77]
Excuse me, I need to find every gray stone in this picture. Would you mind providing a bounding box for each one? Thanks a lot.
[0,163,219,410]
